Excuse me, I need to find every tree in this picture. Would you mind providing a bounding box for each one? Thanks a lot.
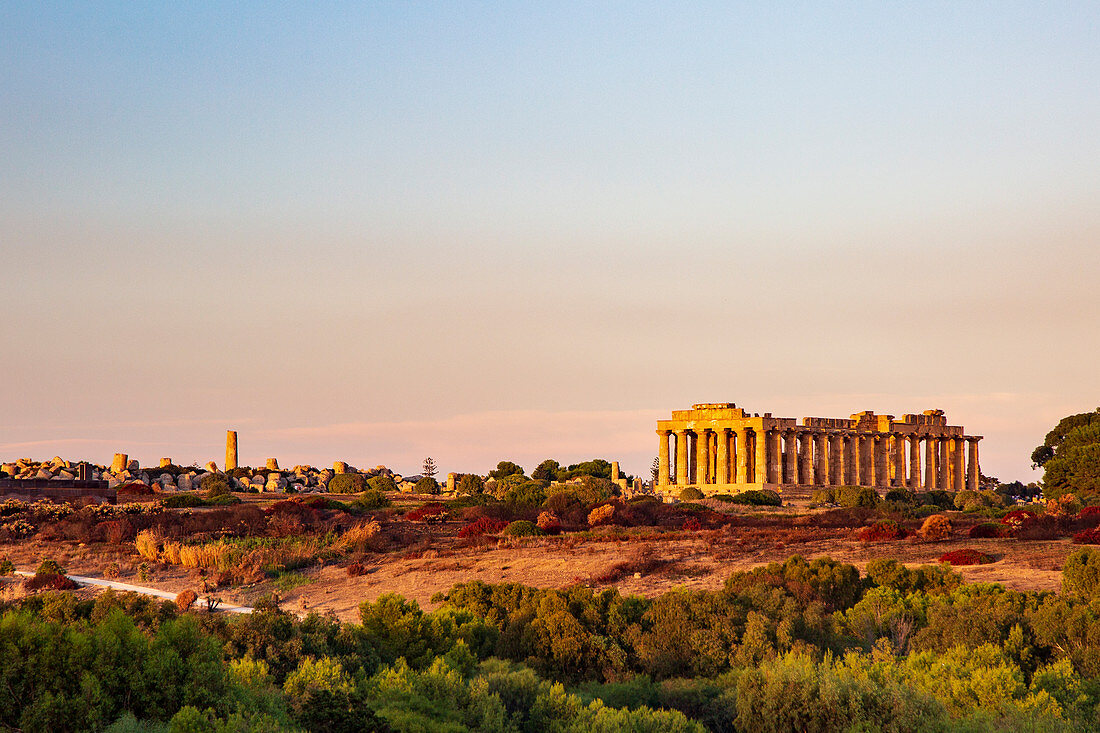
[1034,410,1100,500]
[1032,408,1100,468]
[415,476,441,495]
[532,459,560,482]
[422,457,438,481]
[456,473,485,495]
[489,461,525,479]
[651,457,660,483]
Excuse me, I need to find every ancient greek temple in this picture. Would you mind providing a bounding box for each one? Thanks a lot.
[656,403,981,494]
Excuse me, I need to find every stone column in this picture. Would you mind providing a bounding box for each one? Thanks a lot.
[967,438,980,491]
[768,430,783,484]
[658,431,671,485]
[675,431,688,485]
[952,438,965,491]
[814,432,828,485]
[111,453,128,474]
[891,435,905,486]
[698,430,712,485]
[755,430,767,484]
[925,437,938,489]
[843,434,856,485]
[875,435,888,487]
[853,433,862,484]
[944,438,955,491]
[716,428,730,485]
[799,432,814,485]
[266,458,279,471]
[783,430,798,484]
[226,430,238,471]
[736,428,749,484]
[909,435,921,489]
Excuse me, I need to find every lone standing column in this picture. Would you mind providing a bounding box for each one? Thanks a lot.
[226,431,238,471]
[657,431,671,485]
[716,429,730,485]
[736,428,749,484]
[675,431,688,485]
[909,435,921,489]
[967,438,980,491]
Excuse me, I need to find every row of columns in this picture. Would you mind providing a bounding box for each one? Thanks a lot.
[657,428,980,491]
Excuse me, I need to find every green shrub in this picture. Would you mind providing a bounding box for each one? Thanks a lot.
[679,487,705,502]
[727,489,782,506]
[456,474,485,495]
[415,476,441,495]
[351,489,390,511]
[367,474,397,493]
[811,488,836,505]
[885,489,917,504]
[206,494,240,506]
[0,558,14,575]
[328,473,366,494]
[837,486,879,508]
[923,490,955,509]
[163,494,205,508]
[36,558,66,576]
[546,476,617,506]
[501,520,542,538]
[1062,547,1100,600]
[201,474,232,498]
[503,480,546,509]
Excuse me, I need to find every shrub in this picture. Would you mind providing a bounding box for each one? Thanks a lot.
[923,490,954,509]
[811,488,836,505]
[837,486,879,508]
[328,473,366,494]
[456,473,485,495]
[24,572,78,591]
[164,494,205,509]
[405,502,446,522]
[1001,509,1037,528]
[536,511,562,534]
[588,504,617,527]
[1062,548,1100,599]
[968,522,1012,539]
[0,558,13,575]
[858,519,906,541]
[938,548,995,566]
[201,474,232,497]
[678,487,704,502]
[37,558,65,575]
[1080,505,1100,519]
[1046,493,1082,517]
[458,516,508,538]
[1073,528,1100,544]
[501,520,542,538]
[175,589,198,611]
[919,514,953,541]
[346,562,366,576]
[727,489,782,506]
[367,474,397,493]
[415,476,441,495]
[683,517,702,531]
[885,488,917,504]
[350,489,391,511]
[503,480,547,509]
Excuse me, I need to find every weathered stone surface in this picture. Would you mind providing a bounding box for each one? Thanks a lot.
[111,453,128,473]
[333,461,348,474]
[34,468,53,480]
[225,430,238,471]
[204,461,218,473]
[266,458,279,470]
[57,470,75,480]
[159,458,173,468]
[127,460,139,472]
[177,474,193,492]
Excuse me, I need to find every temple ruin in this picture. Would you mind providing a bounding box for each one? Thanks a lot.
[656,403,981,494]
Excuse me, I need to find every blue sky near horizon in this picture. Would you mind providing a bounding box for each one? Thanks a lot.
[2,3,1098,480]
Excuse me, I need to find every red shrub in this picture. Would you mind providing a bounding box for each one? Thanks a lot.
[457,516,508,538]
[683,517,703,531]
[118,482,155,496]
[1079,506,1100,519]
[536,511,562,534]
[939,548,995,566]
[858,519,906,542]
[1014,515,1069,541]
[1001,509,1037,528]
[346,562,367,576]
[406,503,447,522]
[969,522,1012,539]
[23,572,79,591]
[1072,527,1100,544]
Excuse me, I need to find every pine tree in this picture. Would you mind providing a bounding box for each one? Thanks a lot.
[422,456,438,480]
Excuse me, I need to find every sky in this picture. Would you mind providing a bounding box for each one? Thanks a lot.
[2,2,1098,481]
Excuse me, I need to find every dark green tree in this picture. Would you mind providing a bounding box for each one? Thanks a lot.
[489,461,525,479]
[532,459,561,482]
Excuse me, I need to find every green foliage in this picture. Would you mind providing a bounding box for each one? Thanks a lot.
[810,488,836,505]
[678,487,704,502]
[163,494,206,509]
[200,474,232,498]
[502,480,547,509]
[725,489,781,506]
[366,474,396,493]
[1062,548,1100,600]
[349,489,390,511]
[532,459,561,482]
[501,520,542,537]
[0,558,14,575]
[1034,409,1100,501]
[558,459,614,481]
[414,476,441,495]
[865,559,961,595]
[836,485,880,508]
[546,475,617,506]
[1033,408,1100,467]
[456,473,485,495]
[35,558,66,576]
[488,461,525,479]
[326,473,365,494]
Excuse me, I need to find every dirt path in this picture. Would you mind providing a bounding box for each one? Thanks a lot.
[12,570,254,614]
